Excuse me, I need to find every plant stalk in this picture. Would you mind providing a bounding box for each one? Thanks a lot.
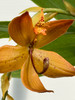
[1,72,11,100]
[43,8,75,17]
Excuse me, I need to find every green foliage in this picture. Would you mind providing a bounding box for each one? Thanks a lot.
[0,21,9,38]
[12,70,21,78]
[31,0,75,10]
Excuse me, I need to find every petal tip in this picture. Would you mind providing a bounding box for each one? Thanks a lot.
[45,90,54,93]
[66,19,74,24]
[20,11,30,20]
[22,11,29,16]
[37,89,54,93]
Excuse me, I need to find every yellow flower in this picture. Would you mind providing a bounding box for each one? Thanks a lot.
[0,11,75,93]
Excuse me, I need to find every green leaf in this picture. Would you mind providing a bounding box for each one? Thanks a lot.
[31,0,75,10]
[32,0,75,9]
[12,33,75,78]
[12,70,21,78]
[0,21,10,38]
[32,0,65,9]
[11,70,42,78]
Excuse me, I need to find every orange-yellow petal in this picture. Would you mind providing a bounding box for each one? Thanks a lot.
[33,48,75,78]
[35,19,74,48]
[0,45,28,73]
[21,56,53,93]
[8,12,35,46]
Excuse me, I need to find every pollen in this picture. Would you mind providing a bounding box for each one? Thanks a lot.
[34,26,47,35]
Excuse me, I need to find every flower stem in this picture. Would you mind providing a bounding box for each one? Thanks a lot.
[7,72,11,80]
[43,8,75,17]
[1,72,11,100]
[44,8,69,14]
[1,91,8,100]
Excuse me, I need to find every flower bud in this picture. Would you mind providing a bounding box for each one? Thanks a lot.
[63,0,75,16]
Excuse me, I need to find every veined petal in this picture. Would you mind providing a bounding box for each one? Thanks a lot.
[33,48,75,78]
[35,19,74,48]
[0,45,28,73]
[8,12,35,46]
[21,56,53,93]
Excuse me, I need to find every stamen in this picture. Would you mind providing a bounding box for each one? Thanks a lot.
[40,9,44,22]
[42,57,49,74]
[34,26,47,35]
[29,49,49,74]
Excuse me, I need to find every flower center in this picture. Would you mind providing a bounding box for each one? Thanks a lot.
[34,26,47,36]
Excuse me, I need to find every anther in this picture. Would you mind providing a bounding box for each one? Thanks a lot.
[41,57,49,74]
[36,57,49,74]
